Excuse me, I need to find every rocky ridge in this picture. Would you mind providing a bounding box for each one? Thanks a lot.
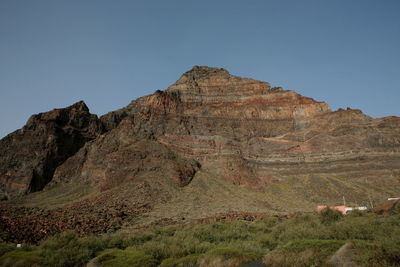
[0,101,105,200]
[1,66,400,243]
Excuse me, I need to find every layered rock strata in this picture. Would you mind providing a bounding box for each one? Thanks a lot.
[1,66,400,243]
[1,66,400,207]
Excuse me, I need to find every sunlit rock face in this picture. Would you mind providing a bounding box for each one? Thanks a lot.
[125,66,400,192]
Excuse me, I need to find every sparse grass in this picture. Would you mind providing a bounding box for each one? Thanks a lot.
[11,183,95,209]
[1,211,400,266]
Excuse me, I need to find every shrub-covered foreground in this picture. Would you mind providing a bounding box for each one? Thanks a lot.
[1,210,399,266]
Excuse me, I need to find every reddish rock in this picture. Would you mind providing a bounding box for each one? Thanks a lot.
[373,199,400,215]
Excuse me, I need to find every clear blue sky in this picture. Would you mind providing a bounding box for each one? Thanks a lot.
[1,0,399,138]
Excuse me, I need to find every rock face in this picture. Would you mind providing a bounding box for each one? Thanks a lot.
[0,101,104,200]
[46,66,400,202]
[1,66,400,242]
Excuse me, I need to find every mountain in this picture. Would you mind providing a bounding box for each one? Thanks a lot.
[1,66,400,243]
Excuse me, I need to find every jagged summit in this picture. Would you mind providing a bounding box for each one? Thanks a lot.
[168,66,234,91]
[68,100,90,111]
[177,66,230,81]
[167,66,272,97]
[0,100,103,199]
[25,100,90,126]
[171,65,259,84]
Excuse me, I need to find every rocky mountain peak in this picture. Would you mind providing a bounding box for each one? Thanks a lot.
[24,100,91,129]
[69,100,90,112]
[167,66,271,96]
[0,67,399,244]
[178,65,230,81]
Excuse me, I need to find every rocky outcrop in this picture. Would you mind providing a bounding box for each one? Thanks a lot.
[99,108,128,132]
[1,66,399,241]
[373,199,400,215]
[48,125,201,190]
[0,101,104,200]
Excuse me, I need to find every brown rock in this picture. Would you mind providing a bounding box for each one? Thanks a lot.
[45,66,400,214]
[0,101,104,199]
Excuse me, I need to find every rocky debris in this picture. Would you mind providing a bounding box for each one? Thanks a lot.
[196,211,270,224]
[373,199,400,215]
[138,212,272,229]
[0,186,154,244]
[0,101,104,200]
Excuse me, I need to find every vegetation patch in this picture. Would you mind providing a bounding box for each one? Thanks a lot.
[263,239,345,267]
[319,207,343,224]
[352,239,400,266]
[159,254,200,267]
[96,248,158,267]
[0,250,43,267]
[198,247,260,267]
[0,243,14,257]
[1,211,399,266]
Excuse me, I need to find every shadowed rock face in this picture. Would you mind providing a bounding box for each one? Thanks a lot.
[0,101,104,199]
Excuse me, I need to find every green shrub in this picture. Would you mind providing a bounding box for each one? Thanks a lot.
[40,232,93,267]
[327,215,379,240]
[319,208,343,224]
[256,234,278,250]
[2,209,399,266]
[189,221,254,244]
[263,239,345,267]
[350,240,400,267]
[205,247,260,258]
[0,244,14,257]
[347,209,367,217]
[97,248,157,267]
[198,247,260,267]
[270,214,328,242]
[0,250,43,267]
[371,227,400,265]
[159,254,200,267]
[120,231,154,248]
